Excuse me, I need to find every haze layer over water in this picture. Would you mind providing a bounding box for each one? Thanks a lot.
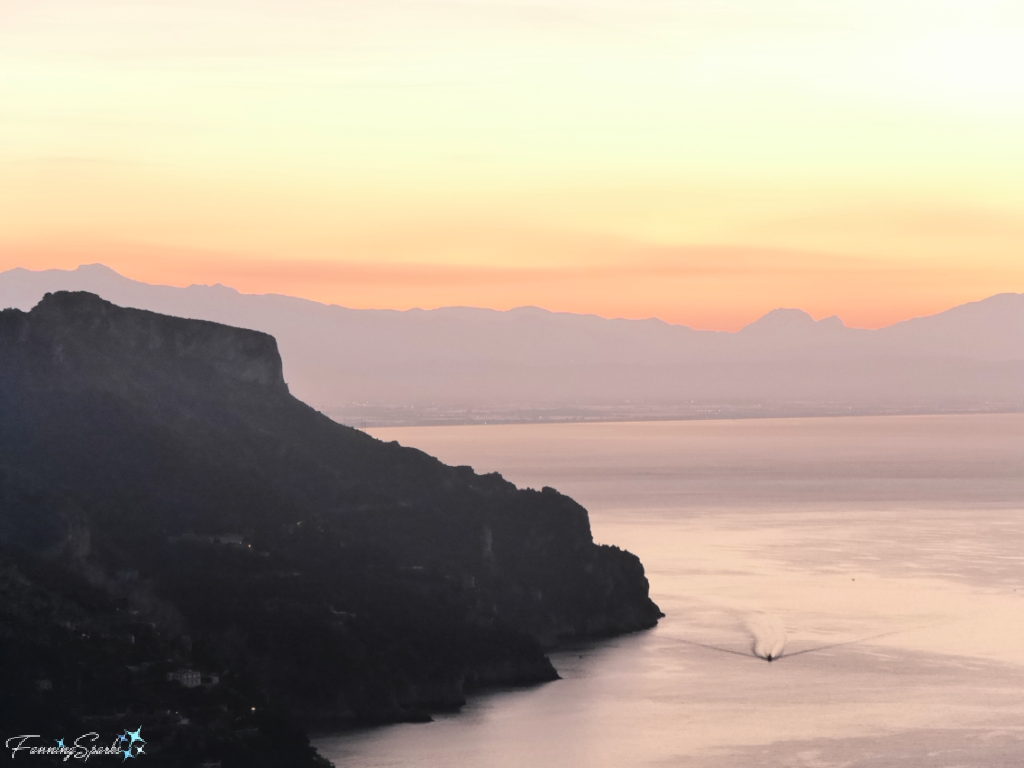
[317,414,1024,767]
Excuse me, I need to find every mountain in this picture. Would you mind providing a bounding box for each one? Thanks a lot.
[1,265,1022,424]
[0,292,661,764]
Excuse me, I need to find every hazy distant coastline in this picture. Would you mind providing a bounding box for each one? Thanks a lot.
[3,264,1022,428]
[319,400,1024,429]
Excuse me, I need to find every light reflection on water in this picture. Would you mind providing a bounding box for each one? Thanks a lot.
[317,415,1024,767]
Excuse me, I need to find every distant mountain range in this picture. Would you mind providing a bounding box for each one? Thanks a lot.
[2,264,1022,425]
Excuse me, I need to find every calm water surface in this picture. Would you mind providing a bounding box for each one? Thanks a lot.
[317,415,1024,767]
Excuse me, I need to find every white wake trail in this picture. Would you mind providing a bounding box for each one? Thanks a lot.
[747,613,787,661]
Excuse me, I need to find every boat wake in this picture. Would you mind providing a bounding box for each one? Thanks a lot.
[666,615,927,663]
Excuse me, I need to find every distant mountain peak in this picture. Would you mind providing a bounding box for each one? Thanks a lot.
[741,307,814,331]
[740,308,848,335]
[819,315,847,329]
[185,282,241,295]
[75,263,122,275]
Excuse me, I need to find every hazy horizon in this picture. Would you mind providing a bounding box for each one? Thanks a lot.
[3,264,1022,428]
[3,262,1022,332]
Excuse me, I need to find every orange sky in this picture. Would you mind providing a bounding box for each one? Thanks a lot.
[2,1,1023,330]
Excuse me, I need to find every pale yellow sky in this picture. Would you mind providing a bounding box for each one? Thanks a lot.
[2,0,1023,328]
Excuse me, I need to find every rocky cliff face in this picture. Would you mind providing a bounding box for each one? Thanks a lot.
[0,292,661,754]
[1,290,287,393]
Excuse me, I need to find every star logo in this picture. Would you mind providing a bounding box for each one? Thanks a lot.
[119,728,146,759]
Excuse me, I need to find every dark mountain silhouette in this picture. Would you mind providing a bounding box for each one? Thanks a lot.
[1,264,1022,424]
[0,292,660,764]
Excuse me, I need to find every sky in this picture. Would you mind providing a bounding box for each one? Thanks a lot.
[2,0,1023,330]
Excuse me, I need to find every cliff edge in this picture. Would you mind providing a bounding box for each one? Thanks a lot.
[0,292,661,763]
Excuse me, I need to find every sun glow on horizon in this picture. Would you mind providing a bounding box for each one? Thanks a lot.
[2,0,1023,330]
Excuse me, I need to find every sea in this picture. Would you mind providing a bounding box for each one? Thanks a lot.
[315,414,1024,767]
